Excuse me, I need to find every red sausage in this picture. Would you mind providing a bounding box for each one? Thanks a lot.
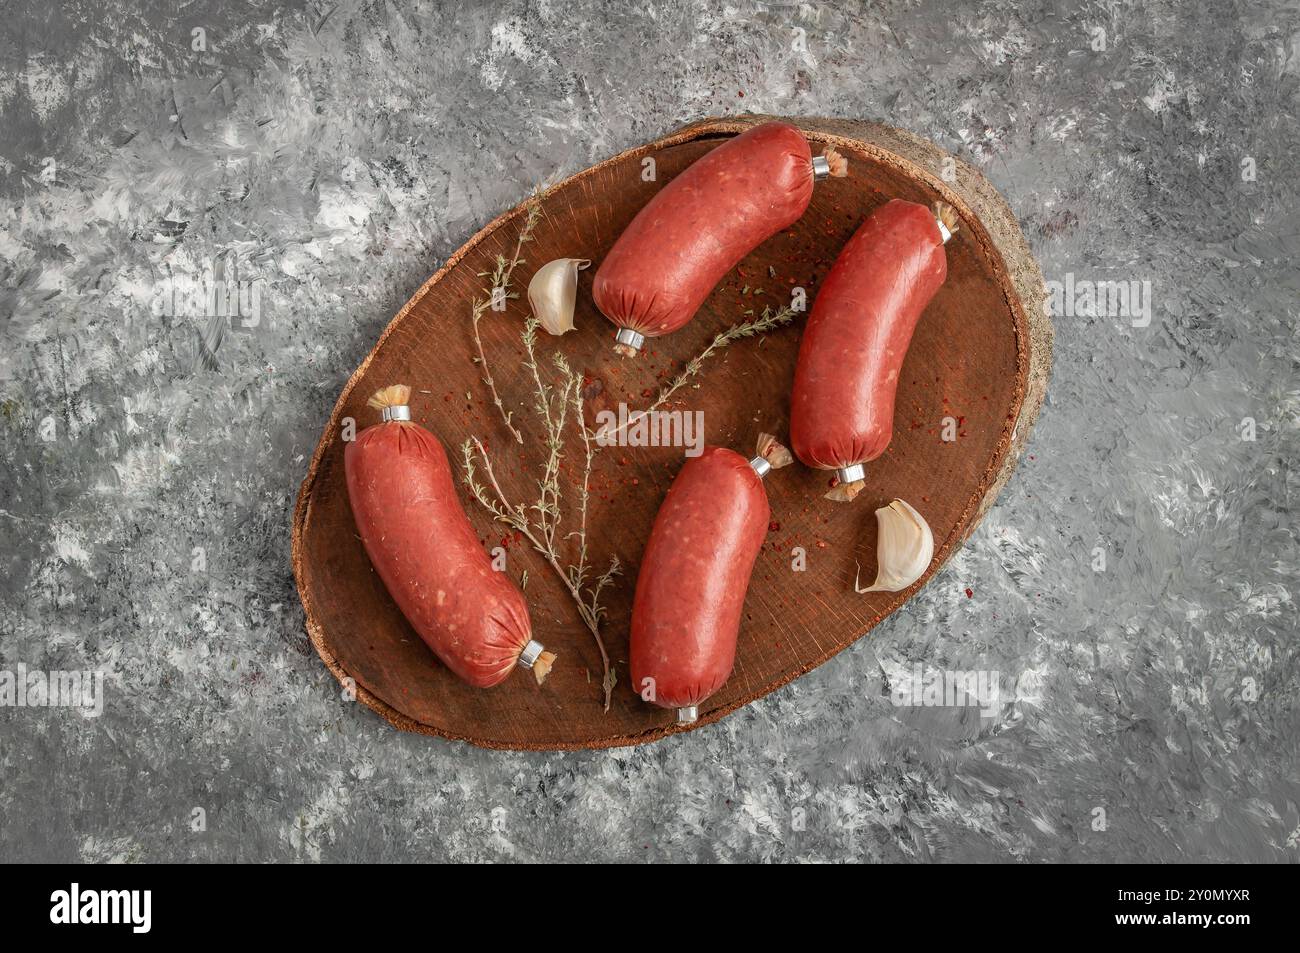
[594,121,845,357]
[790,199,957,501]
[630,435,791,723]
[344,386,553,688]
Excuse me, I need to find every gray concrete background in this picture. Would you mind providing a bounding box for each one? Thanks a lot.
[1,0,1297,862]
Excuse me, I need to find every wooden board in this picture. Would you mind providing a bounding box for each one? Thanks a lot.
[291,115,1053,749]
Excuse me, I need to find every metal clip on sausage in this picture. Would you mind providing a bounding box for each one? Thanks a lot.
[749,432,793,482]
[813,145,847,182]
[834,462,866,487]
[517,639,547,670]
[613,327,645,358]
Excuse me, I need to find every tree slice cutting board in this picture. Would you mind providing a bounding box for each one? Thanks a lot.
[291,115,1053,750]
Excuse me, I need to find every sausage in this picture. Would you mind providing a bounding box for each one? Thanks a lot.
[344,385,554,687]
[594,121,846,357]
[630,434,792,724]
[789,199,958,501]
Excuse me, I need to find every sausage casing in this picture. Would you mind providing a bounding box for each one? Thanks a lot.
[630,444,778,719]
[790,199,951,499]
[594,122,817,352]
[344,388,547,687]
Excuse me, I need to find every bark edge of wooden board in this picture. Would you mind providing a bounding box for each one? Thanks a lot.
[291,114,1053,750]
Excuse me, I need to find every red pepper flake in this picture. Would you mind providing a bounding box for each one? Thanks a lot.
[768,520,781,532]
[965,588,974,598]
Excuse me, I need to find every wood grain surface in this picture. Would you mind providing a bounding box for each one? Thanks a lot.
[291,115,1053,749]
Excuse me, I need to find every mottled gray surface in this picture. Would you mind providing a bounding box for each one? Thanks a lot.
[1,0,1297,863]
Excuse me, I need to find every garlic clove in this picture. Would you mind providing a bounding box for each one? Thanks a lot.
[527,258,590,336]
[855,499,934,593]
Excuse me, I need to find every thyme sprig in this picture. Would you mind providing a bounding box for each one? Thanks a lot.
[596,305,797,444]
[470,201,542,444]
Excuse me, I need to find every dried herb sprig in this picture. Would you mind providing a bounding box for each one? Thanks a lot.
[555,349,622,706]
[521,318,566,554]
[470,201,542,444]
[462,423,620,711]
[597,304,797,444]
[465,307,621,710]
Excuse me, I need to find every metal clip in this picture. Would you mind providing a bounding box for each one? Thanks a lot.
[381,405,411,422]
[614,327,645,353]
[517,639,545,669]
[835,463,866,484]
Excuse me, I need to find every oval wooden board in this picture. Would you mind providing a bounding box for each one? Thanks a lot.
[292,115,1052,750]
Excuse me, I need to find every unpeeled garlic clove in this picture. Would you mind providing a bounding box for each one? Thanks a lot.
[855,499,934,593]
[527,258,590,336]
